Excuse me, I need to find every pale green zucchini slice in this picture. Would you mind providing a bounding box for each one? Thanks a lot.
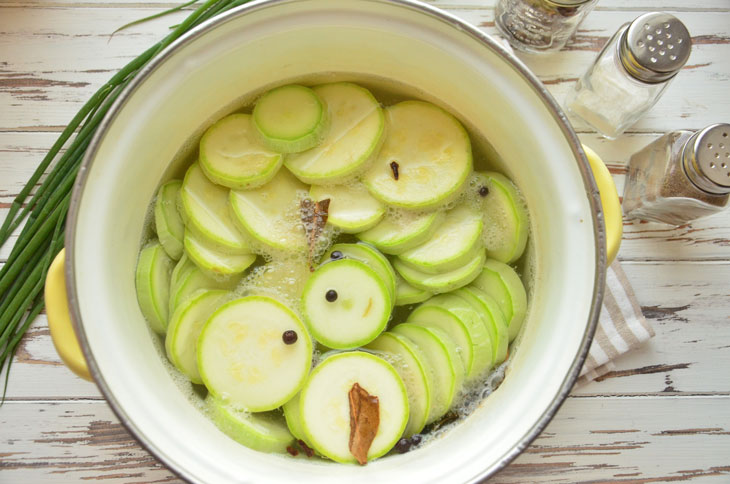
[299,351,408,464]
[197,296,313,412]
[323,243,396,304]
[180,163,249,252]
[135,240,175,334]
[199,113,283,189]
[206,395,295,454]
[154,180,185,260]
[363,100,472,209]
[165,289,228,384]
[397,205,483,274]
[472,172,529,263]
[453,287,508,365]
[302,259,391,349]
[253,84,328,154]
[356,209,444,255]
[393,249,486,294]
[168,255,240,314]
[391,324,462,423]
[421,294,494,381]
[407,305,473,378]
[395,274,432,306]
[229,168,309,251]
[285,82,384,184]
[472,259,528,342]
[282,393,307,442]
[309,183,385,233]
[184,229,256,277]
[365,333,431,437]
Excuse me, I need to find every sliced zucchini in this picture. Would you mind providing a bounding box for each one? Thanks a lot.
[229,168,309,252]
[397,205,483,274]
[453,287,508,365]
[154,180,185,260]
[299,351,408,464]
[302,259,391,349]
[393,249,486,294]
[206,395,295,454]
[356,209,444,256]
[421,294,493,381]
[165,289,228,384]
[322,243,396,304]
[395,273,432,306]
[253,84,328,154]
[407,305,473,378]
[168,255,240,314]
[180,163,249,252]
[391,323,462,423]
[285,82,384,184]
[363,100,472,209]
[135,240,175,333]
[472,172,528,263]
[282,393,307,442]
[199,113,283,189]
[197,296,313,412]
[184,229,256,277]
[472,259,528,342]
[309,183,385,233]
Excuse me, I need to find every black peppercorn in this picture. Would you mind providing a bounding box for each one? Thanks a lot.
[393,438,411,454]
[282,330,298,345]
[325,289,338,302]
[330,250,343,260]
[410,434,422,446]
[478,185,489,197]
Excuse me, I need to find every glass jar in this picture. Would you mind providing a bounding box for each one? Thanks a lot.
[623,124,730,225]
[495,0,598,54]
[565,12,692,139]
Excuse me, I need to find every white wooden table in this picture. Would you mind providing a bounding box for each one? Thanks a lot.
[1,1,729,482]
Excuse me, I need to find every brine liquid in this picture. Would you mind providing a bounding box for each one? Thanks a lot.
[142,72,536,457]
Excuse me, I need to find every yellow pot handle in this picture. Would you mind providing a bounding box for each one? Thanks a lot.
[582,144,622,265]
[45,248,92,381]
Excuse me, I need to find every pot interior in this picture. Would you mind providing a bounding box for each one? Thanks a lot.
[68,1,602,482]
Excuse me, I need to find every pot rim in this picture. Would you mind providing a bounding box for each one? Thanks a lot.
[65,0,607,482]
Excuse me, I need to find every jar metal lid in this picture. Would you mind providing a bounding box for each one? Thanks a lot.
[619,12,691,84]
[683,124,730,195]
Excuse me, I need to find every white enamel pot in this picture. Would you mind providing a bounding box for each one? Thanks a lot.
[47,0,616,482]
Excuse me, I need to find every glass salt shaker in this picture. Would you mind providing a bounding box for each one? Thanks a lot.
[623,124,730,225]
[565,12,691,139]
[495,0,598,54]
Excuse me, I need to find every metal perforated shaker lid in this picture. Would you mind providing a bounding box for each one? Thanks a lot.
[619,12,691,83]
[683,124,730,195]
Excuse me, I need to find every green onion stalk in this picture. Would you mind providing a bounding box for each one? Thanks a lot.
[0,0,253,402]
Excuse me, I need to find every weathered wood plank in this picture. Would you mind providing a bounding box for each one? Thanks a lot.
[1,397,728,483]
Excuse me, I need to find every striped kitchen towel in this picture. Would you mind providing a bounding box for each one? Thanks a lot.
[577,261,655,386]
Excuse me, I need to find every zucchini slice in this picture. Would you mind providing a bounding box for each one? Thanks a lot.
[302,259,391,349]
[363,100,472,209]
[395,273,432,306]
[154,180,185,260]
[285,82,384,184]
[135,240,175,334]
[206,395,295,454]
[365,332,432,437]
[309,183,385,234]
[197,296,313,411]
[165,288,228,383]
[322,243,396,304]
[299,351,408,464]
[392,323,462,423]
[407,305,474,378]
[168,255,240,314]
[453,287,509,365]
[397,205,483,274]
[199,113,283,189]
[229,168,309,252]
[282,393,307,442]
[393,249,486,294]
[253,84,328,154]
[472,172,529,263]
[472,259,528,341]
[356,209,444,255]
[184,229,256,277]
[180,163,249,252]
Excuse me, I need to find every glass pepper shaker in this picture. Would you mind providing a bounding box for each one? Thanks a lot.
[495,0,598,54]
[623,124,730,225]
[565,12,692,139]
